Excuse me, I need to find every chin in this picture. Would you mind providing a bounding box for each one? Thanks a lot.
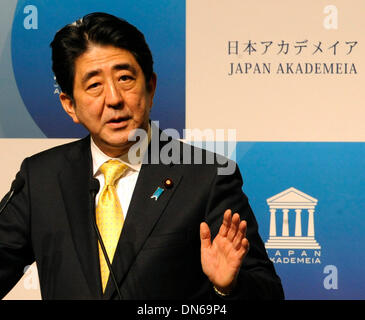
[108,138,133,148]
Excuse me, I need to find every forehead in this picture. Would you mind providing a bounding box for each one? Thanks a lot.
[74,45,142,76]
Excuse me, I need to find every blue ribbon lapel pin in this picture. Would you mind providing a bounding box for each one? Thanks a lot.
[150,187,164,201]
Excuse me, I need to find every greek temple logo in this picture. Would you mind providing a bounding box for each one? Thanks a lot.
[265,187,321,264]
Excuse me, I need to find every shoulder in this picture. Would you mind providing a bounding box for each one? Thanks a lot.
[151,129,239,180]
[23,136,90,169]
[171,135,238,176]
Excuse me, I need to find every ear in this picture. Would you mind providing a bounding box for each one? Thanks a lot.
[59,92,80,124]
[147,72,157,109]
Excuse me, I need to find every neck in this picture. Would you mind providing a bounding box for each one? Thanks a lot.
[91,125,151,160]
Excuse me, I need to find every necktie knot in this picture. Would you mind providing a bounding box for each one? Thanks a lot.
[100,160,128,186]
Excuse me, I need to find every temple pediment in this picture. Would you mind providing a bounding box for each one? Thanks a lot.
[267,187,317,208]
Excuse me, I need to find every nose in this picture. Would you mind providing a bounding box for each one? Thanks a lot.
[105,80,123,108]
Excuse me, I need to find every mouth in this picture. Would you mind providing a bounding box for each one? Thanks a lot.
[106,116,131,128]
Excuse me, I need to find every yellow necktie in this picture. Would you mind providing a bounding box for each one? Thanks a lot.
[96,160,128,292]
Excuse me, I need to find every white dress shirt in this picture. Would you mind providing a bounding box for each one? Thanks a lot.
[91,125,151,218]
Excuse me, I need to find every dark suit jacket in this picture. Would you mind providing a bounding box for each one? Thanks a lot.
[0,132,284,300]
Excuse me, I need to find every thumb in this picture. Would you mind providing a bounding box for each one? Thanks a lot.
[200,222,211,249]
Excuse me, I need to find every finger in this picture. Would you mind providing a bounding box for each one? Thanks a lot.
[200,222,212,249]
[241,238,250,253]
[233,234,243,250]
[232,220,247,249]
[218,209,232,237]
[227,213,240,241]
[236,238,250,257]
[238,220,247,239]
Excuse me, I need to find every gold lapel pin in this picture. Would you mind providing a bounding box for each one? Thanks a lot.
[164,178,173,189]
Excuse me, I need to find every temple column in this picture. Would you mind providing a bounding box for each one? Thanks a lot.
[307,209,315,237]
[295,209,302,236]
[282,209,289,236]
[269,209,277,237]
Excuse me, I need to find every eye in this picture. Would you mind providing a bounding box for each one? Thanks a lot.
[119,75,133,81]
[87,82,100,90]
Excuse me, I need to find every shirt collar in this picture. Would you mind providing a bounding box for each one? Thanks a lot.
[91,123,152,176]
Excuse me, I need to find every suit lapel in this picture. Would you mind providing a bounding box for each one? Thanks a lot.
[103,132,184,299]
[58,137,103,299]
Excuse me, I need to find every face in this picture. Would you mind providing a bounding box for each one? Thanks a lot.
[60,45,156,157]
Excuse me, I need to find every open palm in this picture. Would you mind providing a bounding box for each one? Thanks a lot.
[200,209,249,294]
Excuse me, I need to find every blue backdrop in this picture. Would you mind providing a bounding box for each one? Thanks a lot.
[236,142,365,299]
[11,0,185,137]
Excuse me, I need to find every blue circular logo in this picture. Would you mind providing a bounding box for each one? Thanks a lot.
[11,0,185,137]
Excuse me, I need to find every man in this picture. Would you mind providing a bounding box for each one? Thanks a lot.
[0,12,284,299]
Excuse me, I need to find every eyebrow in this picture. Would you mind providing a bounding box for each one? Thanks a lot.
[81,63,138,85]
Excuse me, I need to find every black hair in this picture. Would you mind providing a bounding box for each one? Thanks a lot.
[50,12,154,98]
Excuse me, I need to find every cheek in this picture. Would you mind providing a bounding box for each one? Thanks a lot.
[127,93,151,118]
[75,103,104,128]
[78,97,104,116]
[135,100,151,123]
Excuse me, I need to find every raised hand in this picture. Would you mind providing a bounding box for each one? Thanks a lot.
[200,209,249,294]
